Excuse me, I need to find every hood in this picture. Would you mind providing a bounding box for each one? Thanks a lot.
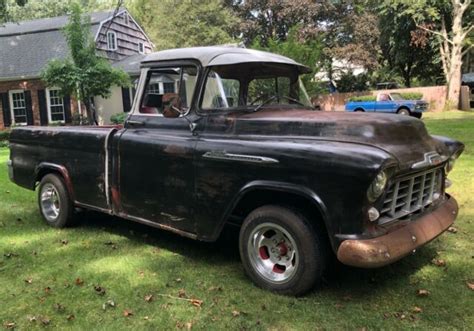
[206,109,452,170]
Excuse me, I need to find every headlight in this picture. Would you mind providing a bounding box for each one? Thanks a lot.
[367,170,388,202]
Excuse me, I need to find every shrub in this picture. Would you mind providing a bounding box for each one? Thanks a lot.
[0,130,10,148]
[110,112,128,125]
[348,95,376,102]
[400,92,423,100]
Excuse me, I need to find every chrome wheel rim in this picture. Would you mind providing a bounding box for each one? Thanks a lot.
[40,184,61,222]
[247,223,299,284]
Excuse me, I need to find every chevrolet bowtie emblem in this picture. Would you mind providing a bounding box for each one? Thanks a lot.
[412,151,447,169]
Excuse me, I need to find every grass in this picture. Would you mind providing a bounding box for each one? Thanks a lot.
[1,111,473,330]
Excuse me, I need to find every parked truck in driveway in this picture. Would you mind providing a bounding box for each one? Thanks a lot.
[8,47,464,295]
[345,92,428,118]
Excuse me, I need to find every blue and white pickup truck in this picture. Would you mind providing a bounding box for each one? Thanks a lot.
[345,92,428,118]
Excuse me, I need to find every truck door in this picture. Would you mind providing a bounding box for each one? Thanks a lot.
[375,93,395,113]
[117,66,199,233]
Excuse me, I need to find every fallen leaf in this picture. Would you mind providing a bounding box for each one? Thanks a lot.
[66,314,75,321]
[208,286,223,292]
[232,310,240,317]
[54,303,65,312]
[44,286,52,293]
[144,294,153,302]
[27,315,37,322]
[412,306,423,313]
[123,309,133,317]
[383,312,391,319]
[431,258,446,267]
[447,226,458,233]
[4,252,18,258]
[94,285,106,296]
[102,299,116,310]
[41,317,51,325]
[186,322,193,330]
[190,299,203,308]
[467,281,474,291]
[138,271,145,278]
[60,239,69,245]
[75,278,84,286]
[3,322,15,329]
[24,278,33,284]
[416,289,430,297]
[143,316,149,320]
[175,278,182,283]
[178,288,186,298]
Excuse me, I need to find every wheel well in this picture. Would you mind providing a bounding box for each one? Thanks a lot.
[397,106,410,113]
[354,108,364,112]
[226,189,329,238]
[36,168,62,186]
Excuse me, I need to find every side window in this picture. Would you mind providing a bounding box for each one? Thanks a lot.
[202,70,240,110]
[140,66,197,117]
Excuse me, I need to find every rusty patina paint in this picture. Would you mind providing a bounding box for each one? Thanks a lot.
[337,196,458,268]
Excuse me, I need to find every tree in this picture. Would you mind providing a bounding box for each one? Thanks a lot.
[129,0,238,50]
[378,10,442,87]
[0,0,27,23]
[386,0,473,108]
[251,26,324,95]
[41,2,129,125]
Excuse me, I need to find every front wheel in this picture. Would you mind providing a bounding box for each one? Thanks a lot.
[38,174,75,228]
[239,205,327,296]
[397,108,410,116]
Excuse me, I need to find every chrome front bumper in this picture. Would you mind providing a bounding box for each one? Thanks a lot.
[337,195,458,268]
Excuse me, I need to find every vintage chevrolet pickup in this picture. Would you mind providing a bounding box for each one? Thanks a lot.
[8,47,464,295]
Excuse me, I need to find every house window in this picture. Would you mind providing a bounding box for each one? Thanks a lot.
[148,83,160,94]
[107,31,117,51]
[163,82,175,94]
[9,90,27,125]
[138,42,144,54]
[47,89,65,122]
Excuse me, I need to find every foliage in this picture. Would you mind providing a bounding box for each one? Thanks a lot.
[348,95,376,102]
[1,111,474,328]
[400,92,424,100]
[41,2,129,125]
[251,26,324,96]
[378,6,443,87]
[0,0,27,23]
[133,0,239,50]
[110,112,128,124]
[335,73,371,93]
[348,92,423,102]
[0,129,10,141]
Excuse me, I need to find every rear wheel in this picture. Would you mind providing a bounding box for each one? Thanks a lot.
[397,108,410,116]
[239,205,327,296]
[38,174,75,228]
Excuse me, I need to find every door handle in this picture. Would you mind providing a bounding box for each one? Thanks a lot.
[127,120,144,126]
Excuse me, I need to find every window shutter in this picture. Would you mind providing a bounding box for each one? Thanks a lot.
[1,93,11,127]
[63,95,72,123]
[37,89,48,125]
[25,90,34,125]
[121,87,132,112]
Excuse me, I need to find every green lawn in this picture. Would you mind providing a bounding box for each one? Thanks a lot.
[1,112,473,330]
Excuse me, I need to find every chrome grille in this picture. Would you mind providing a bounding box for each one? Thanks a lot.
[379,168,444,224]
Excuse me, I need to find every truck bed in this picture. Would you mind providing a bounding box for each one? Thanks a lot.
[9,126,120,209]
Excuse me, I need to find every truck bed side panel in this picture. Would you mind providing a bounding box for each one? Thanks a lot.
[9,127,113,209]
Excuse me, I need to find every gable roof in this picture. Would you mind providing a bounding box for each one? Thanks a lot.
[0,8,148,81]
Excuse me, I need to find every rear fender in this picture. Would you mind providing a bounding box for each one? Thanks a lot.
[35,162,75,201]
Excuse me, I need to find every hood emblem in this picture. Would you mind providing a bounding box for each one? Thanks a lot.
[412,152,447,169]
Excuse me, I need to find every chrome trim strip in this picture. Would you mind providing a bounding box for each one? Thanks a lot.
[412,151,448,169]
[203,151,279,164]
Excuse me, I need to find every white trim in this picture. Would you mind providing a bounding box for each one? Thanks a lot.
[93,9,153,46]
[8,89,27,126]
[106,31,117,51]
[46,88,66,124]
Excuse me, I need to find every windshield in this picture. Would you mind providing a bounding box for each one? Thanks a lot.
[201,63,312,111]
[390,93,404,101]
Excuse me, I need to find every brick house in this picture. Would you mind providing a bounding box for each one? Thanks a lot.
[0,8,152,130]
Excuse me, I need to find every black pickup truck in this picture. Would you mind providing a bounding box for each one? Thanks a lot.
[8,47,464,295]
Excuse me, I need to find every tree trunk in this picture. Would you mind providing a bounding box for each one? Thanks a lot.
[445,0,469,109]
[83,97,97,125]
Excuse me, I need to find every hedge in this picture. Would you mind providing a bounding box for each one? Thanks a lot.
[0,130,10,148]
[348,92,423,102]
